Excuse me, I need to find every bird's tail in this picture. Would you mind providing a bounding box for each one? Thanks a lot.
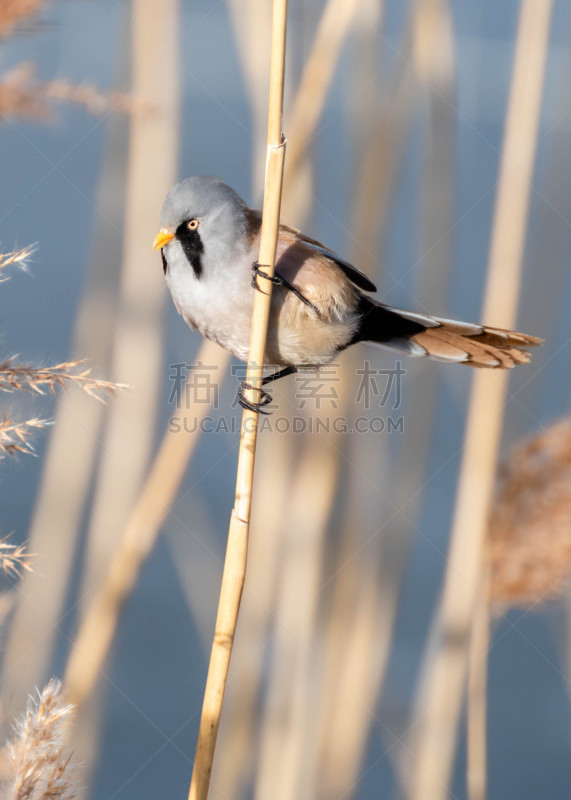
[355,297,542,368]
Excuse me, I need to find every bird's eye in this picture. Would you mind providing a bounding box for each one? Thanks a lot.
[187,218,199,231]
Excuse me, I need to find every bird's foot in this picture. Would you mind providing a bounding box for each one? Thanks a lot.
[251,261,320,315]
[250,261,282,291]
[237,381,273,415]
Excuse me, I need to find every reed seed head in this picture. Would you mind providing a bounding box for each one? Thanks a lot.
[488,418,571,608]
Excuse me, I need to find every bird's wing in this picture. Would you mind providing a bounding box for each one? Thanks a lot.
[246,210,376,293]
[279,222,377,293]
[269,233,364,323]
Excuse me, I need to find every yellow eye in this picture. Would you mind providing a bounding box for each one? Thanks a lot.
[187,218,199,231]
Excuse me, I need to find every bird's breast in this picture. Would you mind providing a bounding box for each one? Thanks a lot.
[165,241,254,361]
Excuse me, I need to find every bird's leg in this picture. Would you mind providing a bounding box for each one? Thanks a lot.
[251,261,320,316]
[262,365,296,385]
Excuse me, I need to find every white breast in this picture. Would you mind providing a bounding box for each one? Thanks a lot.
[164,239,255,362]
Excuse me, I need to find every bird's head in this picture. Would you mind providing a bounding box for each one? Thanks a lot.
[153,176,250,279]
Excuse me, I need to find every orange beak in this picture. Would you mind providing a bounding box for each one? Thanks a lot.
[153,228,175,251]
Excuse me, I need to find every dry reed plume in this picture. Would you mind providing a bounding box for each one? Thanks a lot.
[0,248,34,281]
[0,248,125,458]
[0,64,147,120]
[0,538,33,577]
[0,418,50,458]
[411,1,553,797]
[488,418,571,608]
[0,358,126,400]
[468,418,571,800]
[0,2,145,121]
[3,679,77,800]
[0,0,45,37]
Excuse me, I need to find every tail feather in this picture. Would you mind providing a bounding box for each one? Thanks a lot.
[356,298,542,369]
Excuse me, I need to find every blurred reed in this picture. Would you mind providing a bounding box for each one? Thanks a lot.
[2,117,127,706]
[212,1,456,797]
[226,0,273,195]
[64,338,230,710]
[466,570,490,800]
[316,2,456,795]
[64,0,180,782]
[77,0,180,613]
[0,63,146,120]
[469,418,571,800]
[281,0,362,226]
[311,3,387,796]
[2,4,134,706]
[488,418,571,609]
[253,409,347,800]
[410,2,554,798]
[0,0,181,780]
[0,1,45,37]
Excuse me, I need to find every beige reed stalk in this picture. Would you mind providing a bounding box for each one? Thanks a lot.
[187,3,288,798]
[78,0,180,612]
[63,339,230,708]
[2,53,130,710]
[212,2,361,790]
[226,0,272,195]
[281,0,361,226]
[316,3,456,794]
[253,400,347,800]
[467,569,491,800]
[410,2,554,798]
[65,0,179,777]
[63,0,357,756]
[467,417,571,800]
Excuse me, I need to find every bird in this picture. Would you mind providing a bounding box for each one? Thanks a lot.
[153,175,542,411]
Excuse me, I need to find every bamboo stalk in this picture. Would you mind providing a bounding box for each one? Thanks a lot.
[187,3,288,798]
[410,2,554,798]
[467,569,491,800]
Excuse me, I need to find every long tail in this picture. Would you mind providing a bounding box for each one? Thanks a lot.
[355,297,542,369]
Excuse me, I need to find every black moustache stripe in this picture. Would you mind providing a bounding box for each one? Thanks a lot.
[175,222,204,279]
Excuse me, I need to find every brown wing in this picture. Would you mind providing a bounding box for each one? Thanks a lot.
[279,222,377,293]
[245,209,376,293]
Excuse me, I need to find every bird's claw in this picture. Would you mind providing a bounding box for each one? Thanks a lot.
[251,261,282,291]
[237,381,273,415]
[251,261,320,315]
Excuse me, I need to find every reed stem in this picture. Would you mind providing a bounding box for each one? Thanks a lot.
[63,340,229,709]
[467,569,491,800]
[187,3,288,798]
[410,1,554,797]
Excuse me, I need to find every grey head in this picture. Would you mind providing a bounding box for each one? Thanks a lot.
[157,176,252,279]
